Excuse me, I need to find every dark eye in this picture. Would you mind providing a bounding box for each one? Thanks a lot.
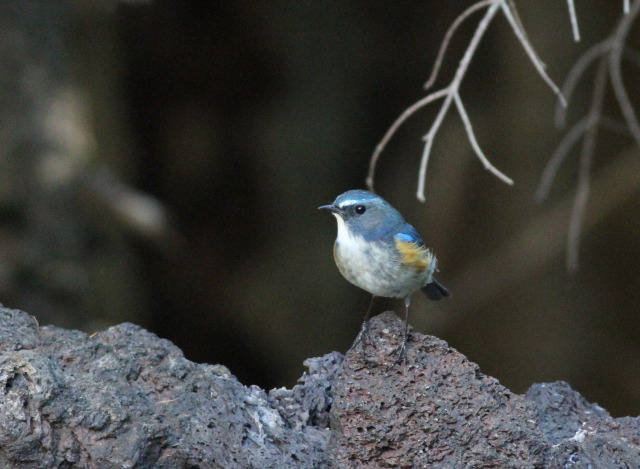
[355,205,366,215]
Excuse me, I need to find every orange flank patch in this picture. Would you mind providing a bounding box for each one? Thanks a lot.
[394,238,432,271]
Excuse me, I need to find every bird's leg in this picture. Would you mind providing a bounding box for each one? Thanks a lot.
[392,295,411,364]
[351,295,378,354]
[360,295,377,350]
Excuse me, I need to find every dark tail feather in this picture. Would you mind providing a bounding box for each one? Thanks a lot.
[422,279,451,301]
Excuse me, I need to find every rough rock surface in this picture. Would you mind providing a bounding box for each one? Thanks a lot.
[329,312,547,467]
[330,313,640,468]
[527,382,640,467]
[0,306,638,468]
[0,306,339,468]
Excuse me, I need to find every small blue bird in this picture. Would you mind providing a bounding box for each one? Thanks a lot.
[319,189,449,360]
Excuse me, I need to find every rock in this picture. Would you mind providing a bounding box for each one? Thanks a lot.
[328,312,547,467]
[0,306,638,468]
[527,381,640,467]
[0,306,338,468]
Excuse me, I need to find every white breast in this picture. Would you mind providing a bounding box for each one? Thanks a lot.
[332,214,428,298]
[334,214,363,253]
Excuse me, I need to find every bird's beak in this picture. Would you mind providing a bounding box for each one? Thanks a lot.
[318,204,340,214]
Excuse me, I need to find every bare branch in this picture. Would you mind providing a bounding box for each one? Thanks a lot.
[448,147,640,319]
[417,93,455,201]
[507,0,531,47]
[366,89,449,193]
[567,57,608,272]
[609,0,640,147]
[424,0,492,90]
[543,0,640,270]
[566,0,581,41]
[416,2,502,201]
[624,0,630,14]
[454,92,513,185]
[536,116,629,201]
[371,0,567,201]
[555,40,612,128]
[500,1,567,107]
[537,117,590,202]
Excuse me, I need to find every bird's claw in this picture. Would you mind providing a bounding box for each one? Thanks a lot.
[361,319,377,350]
[352,320,378,352]
[389,332,410,366]
[348,320,378,357]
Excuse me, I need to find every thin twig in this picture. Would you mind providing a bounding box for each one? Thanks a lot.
[500,1,567,107]
[508,0,532,51]
[453,92,513,184]
[416,2,501,201]
[424,0,492,90]
[544,0,640,271]
[370,0,566,200]
[366,88,449,192]
[555,40,612,128]
[417,92,456,201]
[538,116,592,202]
[624,0,630,14]
[444,147,640,324]
[567,56,608,272]
[506,0,549,82]
[536,116,629,201]
[609,0,640,147]
[566,0,581,41]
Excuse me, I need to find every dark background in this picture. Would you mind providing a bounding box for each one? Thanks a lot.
[1,1,639,416]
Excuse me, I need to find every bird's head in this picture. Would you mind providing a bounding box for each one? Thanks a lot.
[319,190,403,241]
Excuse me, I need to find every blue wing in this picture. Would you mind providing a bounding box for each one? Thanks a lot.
[394,223,425,247]
[394,223,434,273]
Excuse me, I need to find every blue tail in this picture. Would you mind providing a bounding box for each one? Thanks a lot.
[422,279,451,301]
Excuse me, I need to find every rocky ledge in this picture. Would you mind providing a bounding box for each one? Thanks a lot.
[0,307,637,468]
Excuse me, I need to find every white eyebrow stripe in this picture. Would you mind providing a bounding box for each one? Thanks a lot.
[337,199,358,208]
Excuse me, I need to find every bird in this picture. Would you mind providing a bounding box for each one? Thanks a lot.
[319,189,450,362]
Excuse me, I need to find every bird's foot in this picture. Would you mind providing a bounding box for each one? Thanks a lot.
[389,332,410,366]
[349,320,378,357]
[360,319,377,350]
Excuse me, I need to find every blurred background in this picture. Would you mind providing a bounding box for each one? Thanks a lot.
[1,0,639,416]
